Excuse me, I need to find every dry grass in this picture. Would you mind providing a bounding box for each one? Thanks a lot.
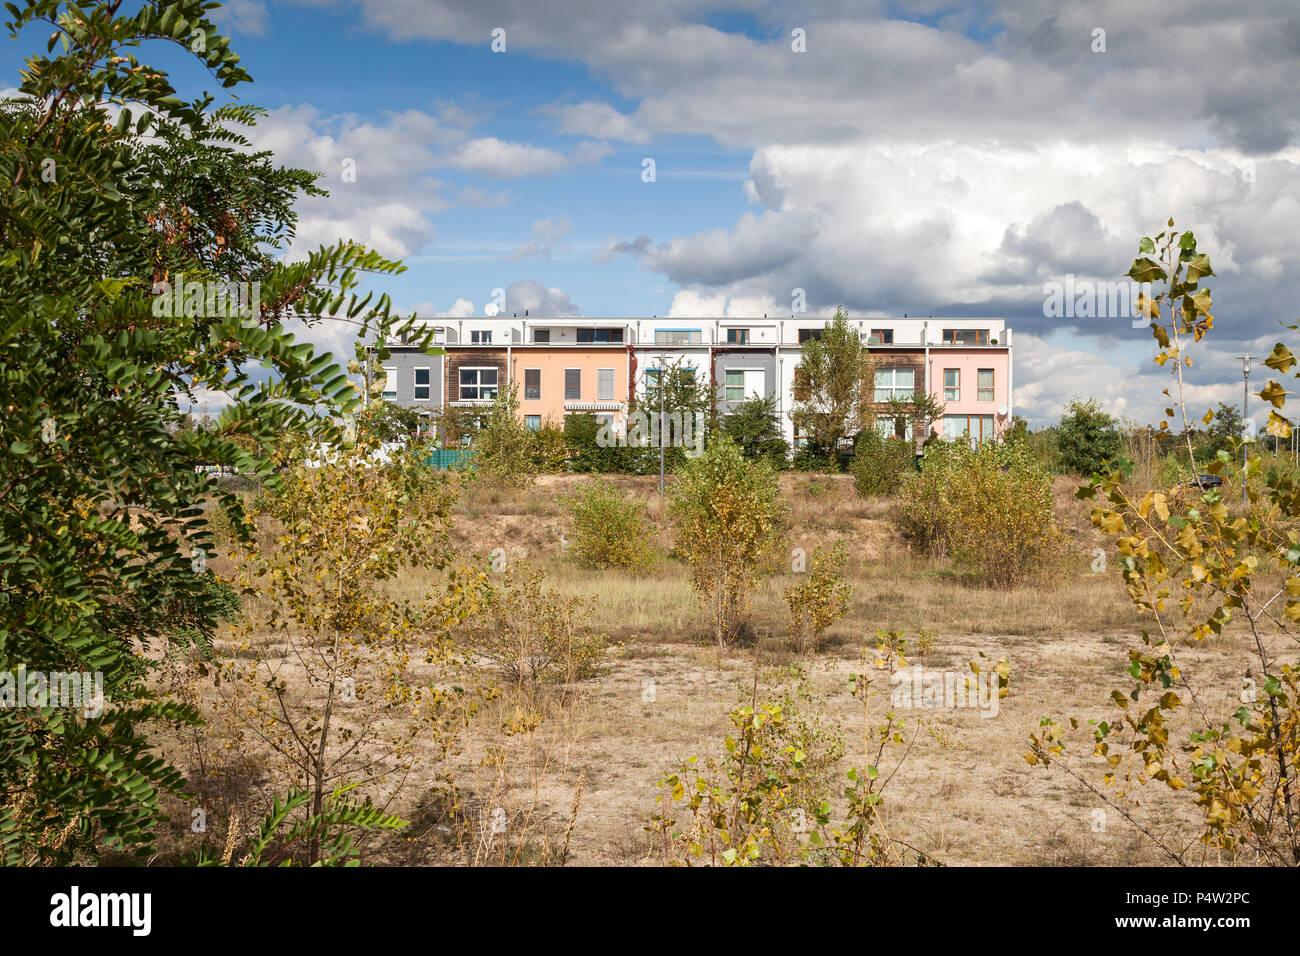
[155,469,1289,866]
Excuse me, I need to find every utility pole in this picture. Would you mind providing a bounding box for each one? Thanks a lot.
[1239,355,1251,509]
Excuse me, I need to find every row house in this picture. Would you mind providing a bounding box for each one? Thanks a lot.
[374,315,1012,448]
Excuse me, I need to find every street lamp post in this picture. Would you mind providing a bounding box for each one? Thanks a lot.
[659,351,666,497]
[1240,355,1251,510]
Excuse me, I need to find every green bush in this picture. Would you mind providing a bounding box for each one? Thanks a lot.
[899,440,1072,587]
[565,481,658,571]
[850,429,913,496]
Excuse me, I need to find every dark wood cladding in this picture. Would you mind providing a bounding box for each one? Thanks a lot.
[867,348,926,418]
[446,348,507,403]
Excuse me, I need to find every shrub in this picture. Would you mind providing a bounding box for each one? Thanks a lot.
[669,435,787,646]
[721,394,789,469]
[784,541,853,653]
[899,440,1072,588]
[462,563,608,691]
[565,481,657,571]
[528,422,569,473]
[851,429,914,496]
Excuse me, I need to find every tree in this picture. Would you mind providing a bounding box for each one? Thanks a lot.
[0,0,419,863]
[475,381,535,488]
[668,435,786,646]
[219,455,474,864]
[1196,401,1242,464]
[1030,221,1300,865]
[790,308,874,467]
[721,393,789,468]
[1056,398,1122,476]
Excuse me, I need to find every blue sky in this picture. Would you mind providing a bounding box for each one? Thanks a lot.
[5,0,1300,426]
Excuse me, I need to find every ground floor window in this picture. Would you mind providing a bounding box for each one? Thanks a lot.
[943,413,994,443]
[525,415,541,431]
[876,416,913,441]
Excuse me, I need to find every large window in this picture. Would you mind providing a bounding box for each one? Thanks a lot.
[381,366,397,399]
[459,367,498,401]
[524,367,541,401]
[874,367,915,402]
[977,368,995,402]
[725,368,764,402]
[578,328,623,344]
[564,368,581,400]
[414,367,431,401]
[943,414,994,443]
[470,330,493,344]
[869,328,894,344]
[726,328,750,344]
[797,328,823,343]
[725,370,744,402]
[941,328,989,345]
[533,329,550,343]
[597,368,615,400]
[876,417,913,440]
[943,368,960,402]
[654,329,701,345]
[644,368,662,405]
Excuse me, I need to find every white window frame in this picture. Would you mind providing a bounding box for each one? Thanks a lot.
[597,367,615,401]
[977,368,995,403]
[943,368,960,402]
[380,366,397,399]
[874,367,915,403]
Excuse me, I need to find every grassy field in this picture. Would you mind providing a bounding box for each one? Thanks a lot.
[156,470,1289,866]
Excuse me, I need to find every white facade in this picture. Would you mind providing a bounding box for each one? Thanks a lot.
[404,315,1011,446]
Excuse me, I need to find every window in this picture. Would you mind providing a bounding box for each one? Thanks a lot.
[798,328,823,343]
[792,367,810,402]
[525,415,541,432]
[876,417,913,441]
[564,368,581,401]
[381,367,397,399]
[414,367,431,401]
[725,370,744,402]
[941,328,990,345]
[654,329,701,345]
[459,367,498,401]
[943,368,960,402]
[725,369,764,402]
[869,328,894,344]
[977,368,994,402]
[524,368,541,401]
[470,330,493,344]
[645,368,662,405]
[578,328,623,344]
[533,329,550,343]
[874,368,915,402]
[726,328,750,344]
[943,414,994,444]
[597,368,615,401]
